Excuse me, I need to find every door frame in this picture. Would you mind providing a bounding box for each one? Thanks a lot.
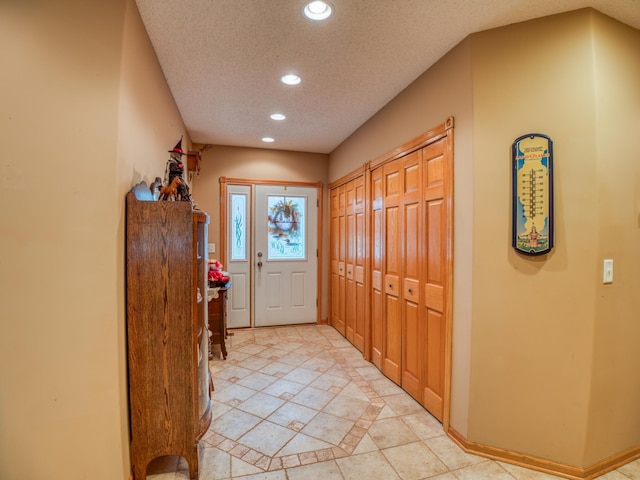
[220,177,324,326]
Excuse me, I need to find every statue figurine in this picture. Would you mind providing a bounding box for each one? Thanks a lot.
[164,137,191,202]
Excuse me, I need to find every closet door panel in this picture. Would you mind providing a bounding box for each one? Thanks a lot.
[337,188,347,335]
[371,169,384,368]
[345,181,356,343]
[330,187,342,332]
[423,308,445,420]
[382,160,402,384]
[402,295,421,400]
[422,139,446,421]
[401,151,423,402]
[353,176,366,351]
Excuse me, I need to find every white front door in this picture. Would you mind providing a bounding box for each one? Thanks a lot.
[254,185,318,326]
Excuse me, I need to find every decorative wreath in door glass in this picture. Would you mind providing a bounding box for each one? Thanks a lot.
[268,198,301,236]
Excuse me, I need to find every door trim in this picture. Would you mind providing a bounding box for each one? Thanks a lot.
[220,177,324,326]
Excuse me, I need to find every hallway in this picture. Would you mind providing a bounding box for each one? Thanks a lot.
[147,325,640,480]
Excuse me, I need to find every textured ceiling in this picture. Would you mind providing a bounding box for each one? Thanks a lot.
[135,0,640,154]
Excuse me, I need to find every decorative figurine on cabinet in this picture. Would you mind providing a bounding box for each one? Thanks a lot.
[163,137,192,202]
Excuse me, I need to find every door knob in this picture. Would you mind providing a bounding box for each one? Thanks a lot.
[257,261,263,268]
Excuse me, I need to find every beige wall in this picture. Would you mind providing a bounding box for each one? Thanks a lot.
[192,146,330,318]
[468,9,599,466]
[585,13,640,465]
[468,9,640,467]
[330,6,640,471]
[0,1,190,479]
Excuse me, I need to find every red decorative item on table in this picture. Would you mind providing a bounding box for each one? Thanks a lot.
[208,259,230,287]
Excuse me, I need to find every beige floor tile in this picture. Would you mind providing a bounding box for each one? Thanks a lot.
[210,399,233,421]
[237,391,286,418]
[381,393,426,416]
[617,458,640,479]
[282,366,322,385]
[368,417,420,449]
[426,474,459,480]
[290,385,336,410]
[323,393,371,421]
[382,441,449,480]
[301,411,355,445]
[355,365,386,381]
[231,456,264,477]
[498,461,565,479]
[353,433,380,455]
[286,460,346,480]
[277,432,334,456]
[261,378,306,399]
[309,372,351,391]
[237,371,277,390]
[335,451,401,480]
[423,435,486,471]
[209,407,262,440]
[596,470,636,479]
[255,348,290,362]
[267,401,319,428]
[215,364,254,381]
[377,405,399,419]
[300,355,337,372]
[213,383,257,405]
[278,351,314,366]
[233,470,287,480]
[369,377,405,396]
[197,447,231,480]
[239,421,297,457]
[339,381,371,402]
[452,460,514,479]
[236,343,270,355]
[401,411,444,441]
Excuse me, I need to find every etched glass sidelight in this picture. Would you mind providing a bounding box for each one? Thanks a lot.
[231,193,247,261]
[266,195,306,260]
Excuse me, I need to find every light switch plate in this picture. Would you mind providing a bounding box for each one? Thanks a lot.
[603,259,613,284]
[208,243,216,254]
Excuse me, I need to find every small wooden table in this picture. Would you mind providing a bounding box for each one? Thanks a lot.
[207,286,228,359]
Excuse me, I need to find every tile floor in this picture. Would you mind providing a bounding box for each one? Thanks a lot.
[147,324,640,480]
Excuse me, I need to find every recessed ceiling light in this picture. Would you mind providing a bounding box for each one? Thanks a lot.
[270,113,286,121]
[262,137,275,143]
[281,74,301,86]
[303,1,333,21]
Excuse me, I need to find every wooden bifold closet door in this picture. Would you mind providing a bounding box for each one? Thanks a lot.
[371,131,450,421]
[331,118,453,423]
[330,174,366,353]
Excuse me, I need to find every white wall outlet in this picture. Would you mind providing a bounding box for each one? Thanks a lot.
[208,243,216,254]
[603,259,613,284]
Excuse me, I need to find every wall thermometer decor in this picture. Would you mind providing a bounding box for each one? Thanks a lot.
[512,133,554,255]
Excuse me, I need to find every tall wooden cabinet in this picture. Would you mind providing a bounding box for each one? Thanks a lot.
[330,118,453,424]
[126,187,212,480]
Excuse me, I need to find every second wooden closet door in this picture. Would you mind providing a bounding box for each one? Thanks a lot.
[330,176,366,353]
[345,176,366,351]
[372,135,449,422]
